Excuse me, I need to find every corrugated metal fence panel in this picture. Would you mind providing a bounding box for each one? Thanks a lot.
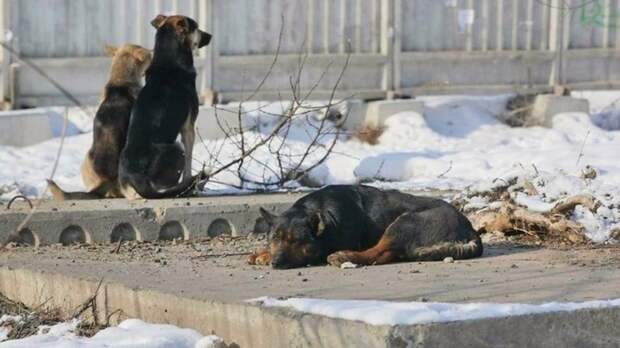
[12,0,620,56]
[5,0,620,106]
[215,0,381,55]
[12,0,199,58]
[400,0,553,52]
[569,0,620,49]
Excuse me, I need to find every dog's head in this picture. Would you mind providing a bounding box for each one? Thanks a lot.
[150,14,211,50]
[104,44,152,81]
[259,207,327,269]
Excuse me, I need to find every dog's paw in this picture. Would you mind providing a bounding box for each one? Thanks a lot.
[248,250,271,266]
[327,251,356,267]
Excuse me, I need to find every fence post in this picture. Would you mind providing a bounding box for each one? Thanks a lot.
[0,0,11,109]
[199,0,216,105]
[392,0,402,97]
[548,0,572,90]
[547,0,561,87]
[380,0,394,99]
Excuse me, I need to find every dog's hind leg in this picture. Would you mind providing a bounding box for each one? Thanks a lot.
[326,214,410,267]
[150,143,184,188]
[328,208,483,267]
[327,235,398,267]
[181,116,196,182]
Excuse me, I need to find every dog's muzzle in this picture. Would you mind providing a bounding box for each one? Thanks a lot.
[199,31,212,48]
[271,251,291,269]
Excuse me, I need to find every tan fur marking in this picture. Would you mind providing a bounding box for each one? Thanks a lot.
[248,249,271,266]
[180,114,196,182]
[106,44,152,89]
[80,155,104,192]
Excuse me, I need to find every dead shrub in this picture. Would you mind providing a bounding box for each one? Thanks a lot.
[353,124,385,145]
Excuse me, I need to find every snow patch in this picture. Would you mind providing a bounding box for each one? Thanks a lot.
[0,319,225,348]
[254,297,620,326]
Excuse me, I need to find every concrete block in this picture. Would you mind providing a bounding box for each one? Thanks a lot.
[0,108,81,147]
[316,99,367,130]
[195,105,255,140]
[364,99,426,128]
[0,189,445,246]
[529,95,590,127]
[320,99,425,131]
[341,100,367,130]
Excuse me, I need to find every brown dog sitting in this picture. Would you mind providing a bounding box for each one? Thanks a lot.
[47,44,151,201]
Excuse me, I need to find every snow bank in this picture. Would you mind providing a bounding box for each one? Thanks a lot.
[1,94,620,240]
[0,319,225,348]
[460,166,620,242]
[0,315,22,342]
[572,90,620,130]
[254,297,620,326]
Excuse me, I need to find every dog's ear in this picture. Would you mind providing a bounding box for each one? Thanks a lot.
[133,49,151,63]
[150,14,168,29]
[312,212,327,237]
[104,45,118,57]
[259,207,277,226]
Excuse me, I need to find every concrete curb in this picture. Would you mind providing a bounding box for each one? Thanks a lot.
[0,193,305,246]
[0,190,452,246]
[0,266,619,347]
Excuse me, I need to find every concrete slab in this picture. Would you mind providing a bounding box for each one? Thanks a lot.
[195,105,254,140]
[529,95,590,127]
[0,243,619,347]
[318,99,425,132]
[1,241,619,304]
[364,99,425,128]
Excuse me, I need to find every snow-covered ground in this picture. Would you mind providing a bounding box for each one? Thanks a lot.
[255,297,620,326]
[0,318,225,348]
[1,92,619,241]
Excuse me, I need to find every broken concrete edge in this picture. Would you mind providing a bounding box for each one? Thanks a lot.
[1,266,619,348]
[0,189,454,246]
[0,107,83,147]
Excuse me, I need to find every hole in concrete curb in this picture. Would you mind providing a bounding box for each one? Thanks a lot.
[60,225,87,245]
[159,221,187,241]
[207,218,235,237]
[17,228,37,246]
[111,223,138,243]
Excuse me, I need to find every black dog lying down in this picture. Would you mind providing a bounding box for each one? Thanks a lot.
[249,185,483,269]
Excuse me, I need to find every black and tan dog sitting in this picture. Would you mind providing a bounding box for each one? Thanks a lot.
[47,44,152,201]
[118,15,211,199]
[249,185,483,269]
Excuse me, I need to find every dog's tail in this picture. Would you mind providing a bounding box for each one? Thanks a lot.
[124,173,204,199]
[46,180,107,202]
[407,235,483,261]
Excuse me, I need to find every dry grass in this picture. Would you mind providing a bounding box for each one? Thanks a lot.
[0,287,108,340]
[353,124,385,145]
[0,293,65,340]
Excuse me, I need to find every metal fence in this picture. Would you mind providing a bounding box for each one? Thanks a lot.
[1,0,620,107]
